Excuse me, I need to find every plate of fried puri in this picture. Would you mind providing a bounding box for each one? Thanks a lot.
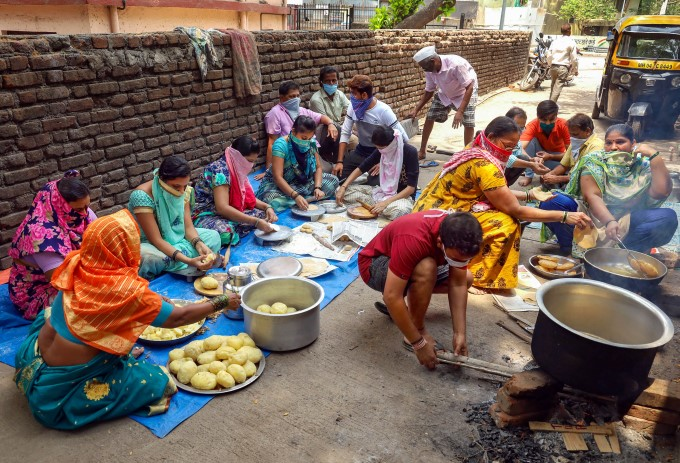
[528,254,584,279]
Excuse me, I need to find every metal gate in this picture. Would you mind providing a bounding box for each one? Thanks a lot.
[287,5,353,30]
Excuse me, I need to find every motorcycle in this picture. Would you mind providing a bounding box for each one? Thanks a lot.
[519,33,552,91]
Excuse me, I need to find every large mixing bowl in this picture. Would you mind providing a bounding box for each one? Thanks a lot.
[584,247,667,293]
[532,279,674,397]
[240,276,324,351]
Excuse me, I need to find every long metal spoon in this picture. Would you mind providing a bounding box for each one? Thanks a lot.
[614,236,654,277]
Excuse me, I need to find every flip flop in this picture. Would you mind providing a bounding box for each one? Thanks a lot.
[402,339,447,352]
[419,160,438,168]
[374,301,391,318]
[426,144,437,153]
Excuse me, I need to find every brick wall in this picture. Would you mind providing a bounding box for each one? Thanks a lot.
[0,29,530,268]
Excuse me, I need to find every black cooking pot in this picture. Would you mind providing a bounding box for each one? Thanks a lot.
[583,247,666,293]
[532,279,673,398]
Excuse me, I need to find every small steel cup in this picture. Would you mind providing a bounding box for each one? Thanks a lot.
[224,266,252,320]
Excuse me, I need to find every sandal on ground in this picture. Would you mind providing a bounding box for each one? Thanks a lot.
[426,144,437,153]
[419,160,438,168]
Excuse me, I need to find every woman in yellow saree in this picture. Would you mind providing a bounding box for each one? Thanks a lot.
[414,117,592,292]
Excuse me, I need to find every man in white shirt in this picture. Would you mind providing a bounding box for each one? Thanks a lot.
[408,45,478,160]
[548,24,579,102]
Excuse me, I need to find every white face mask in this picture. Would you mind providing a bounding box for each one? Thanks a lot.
[570,136,587,154]
[441,245,470,268]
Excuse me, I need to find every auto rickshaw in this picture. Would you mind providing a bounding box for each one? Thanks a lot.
[592,15,680,139]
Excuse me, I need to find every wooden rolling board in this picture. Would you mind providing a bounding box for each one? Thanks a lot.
[347,205,377,220]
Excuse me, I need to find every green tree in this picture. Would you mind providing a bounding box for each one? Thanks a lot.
[637,0,680,15]
[369,0,456,30]
[558,0,618,28]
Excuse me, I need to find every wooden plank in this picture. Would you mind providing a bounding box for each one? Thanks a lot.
[623,415,679,435]
[607,423,621,454]
[562,432,588,451]
[436,351,521,377]
[634,378,680,412]
[627,404,680,425]
[496,320,531,343]
[593,434,612,453]
[529,421,613,435]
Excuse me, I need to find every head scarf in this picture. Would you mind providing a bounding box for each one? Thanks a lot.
[372,132,404,202]
[439,130,511,179]
[51,210,163,355]
[224,146,256,212]
[9,180,93,260]
[563,150,659,215]
[151,169,191,245]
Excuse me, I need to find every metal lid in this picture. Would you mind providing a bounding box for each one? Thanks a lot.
[257,256,303,278]
[317,201,347,214]
[254,225,293,242]
[228,265,252,277]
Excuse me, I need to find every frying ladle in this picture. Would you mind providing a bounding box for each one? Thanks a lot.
[614,236,657,278]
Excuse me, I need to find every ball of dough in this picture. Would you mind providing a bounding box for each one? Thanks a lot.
[190,371,217,390]
[286,307,297,313]
[177,360,198,384]
[271,302,288,314]
[243,360,257,378]
[216,345,236,360]
[168,359,185,375]
[201,253,217,265]
[197,364,210,373]
[225,335,243,350]
[227,364,247,384]
[238,333,256,347]
[184,340,204,361]
[168,348,186,362]
[257,304,272,313]
[208,360,227,374]
[227,349,248,366]
[203,335,225,351]
[216,370,236,389]
[246,347,263,364]
[197,350,217,365]
[200,276,219,290]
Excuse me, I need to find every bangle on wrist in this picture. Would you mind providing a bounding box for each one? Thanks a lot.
[171,249,181,261]
[314,186,323,191]
[254,218,260,228]
[190,237,203,247]
[649,152,660,161]
[525,191,530,202]
[210,294,231,312]
[605,219,617,227]
[411,337,428,351]
[336,161,343,164]
[561,211,568,223]
[265,205,273,211]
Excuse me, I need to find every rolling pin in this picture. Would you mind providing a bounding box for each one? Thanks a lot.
[312,233,335,251]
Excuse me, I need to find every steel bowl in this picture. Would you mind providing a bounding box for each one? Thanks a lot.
[240,276,324,351]
[533,279,674,397]
[583,247,667,293]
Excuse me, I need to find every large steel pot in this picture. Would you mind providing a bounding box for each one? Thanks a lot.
[584,247,666,293]
[240,276,324,351]
[533,279,673,397]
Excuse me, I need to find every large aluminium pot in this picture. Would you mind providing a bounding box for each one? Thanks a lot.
[533,279,673,397]
[583,247,666,293]
[240,276,324,351]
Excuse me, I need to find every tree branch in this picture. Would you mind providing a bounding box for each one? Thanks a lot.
[394,0,447,29]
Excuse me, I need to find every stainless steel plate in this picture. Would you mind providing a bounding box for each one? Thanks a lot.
[317,200,346,214]
[291,205,326,220]
[169,356,266,395]
[257,256,303,278]
[137,299,205,346]
[254,225,293,242]
[528,254,583,279]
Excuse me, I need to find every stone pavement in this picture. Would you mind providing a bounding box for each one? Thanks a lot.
[1,67,678,463]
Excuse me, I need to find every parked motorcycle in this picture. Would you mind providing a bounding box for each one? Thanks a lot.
[519,33,552,91]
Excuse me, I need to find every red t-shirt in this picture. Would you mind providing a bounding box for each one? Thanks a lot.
[359,211,447,282]
[520,117,570,153]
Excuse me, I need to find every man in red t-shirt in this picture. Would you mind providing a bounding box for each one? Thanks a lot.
[358,210,483,370]
[518,100,571,187]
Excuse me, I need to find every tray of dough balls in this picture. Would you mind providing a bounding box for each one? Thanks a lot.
[167,333,265,394]
[138,300,206,346]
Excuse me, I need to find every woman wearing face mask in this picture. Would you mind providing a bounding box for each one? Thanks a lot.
[539,124,676,256]
[193,136,278,246]
[8,171,97,320]
[258,80,338,181]
[517,100,571,187]
[336,125,419,220]
[128,156,221,280]
[256,115,339,211]
[414,117,592,294]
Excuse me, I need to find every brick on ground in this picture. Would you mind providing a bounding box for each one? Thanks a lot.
[502,370,563,399]
[496,387,558,416]
[488,403,553,429]
[634,379,680,412]
[622,415,678,436]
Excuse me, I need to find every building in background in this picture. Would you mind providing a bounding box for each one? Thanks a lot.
[0,0,289,34]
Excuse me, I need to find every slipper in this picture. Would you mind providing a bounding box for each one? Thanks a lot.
[374,301,391,319]
[402,339,447,352]
[419,160,438,168]
[426,144,437,153]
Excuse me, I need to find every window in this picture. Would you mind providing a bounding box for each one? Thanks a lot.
[617,32,680,61]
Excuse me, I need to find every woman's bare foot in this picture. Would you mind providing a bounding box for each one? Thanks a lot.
[468,286,513,296]
[518,176,532,187]
[418,150,427,161]
[132,346,145,359]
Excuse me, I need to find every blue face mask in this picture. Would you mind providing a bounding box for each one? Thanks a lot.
[350,94,373,121]
[323,83,338,96]
[281,97,300,119]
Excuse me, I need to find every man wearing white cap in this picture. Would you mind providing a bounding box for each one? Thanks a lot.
[408,45,478,160]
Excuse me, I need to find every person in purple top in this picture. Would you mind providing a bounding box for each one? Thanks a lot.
[256,80,338,180]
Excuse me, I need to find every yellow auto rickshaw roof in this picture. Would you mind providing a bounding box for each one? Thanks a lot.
[614,15,680,33]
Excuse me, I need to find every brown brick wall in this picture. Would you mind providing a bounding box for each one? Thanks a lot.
[0,29,530,268]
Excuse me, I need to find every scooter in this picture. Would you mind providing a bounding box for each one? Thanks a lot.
[519,33,552,91]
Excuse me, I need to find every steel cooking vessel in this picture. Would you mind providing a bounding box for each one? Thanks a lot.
[584,247,667,293]
[240,276,324,351]
[532,279,674,397]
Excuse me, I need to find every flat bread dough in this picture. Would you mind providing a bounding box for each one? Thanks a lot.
[574,226,598,249]
[307,204,319,211]
[299,257,329,277]
[530,187,554,202]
